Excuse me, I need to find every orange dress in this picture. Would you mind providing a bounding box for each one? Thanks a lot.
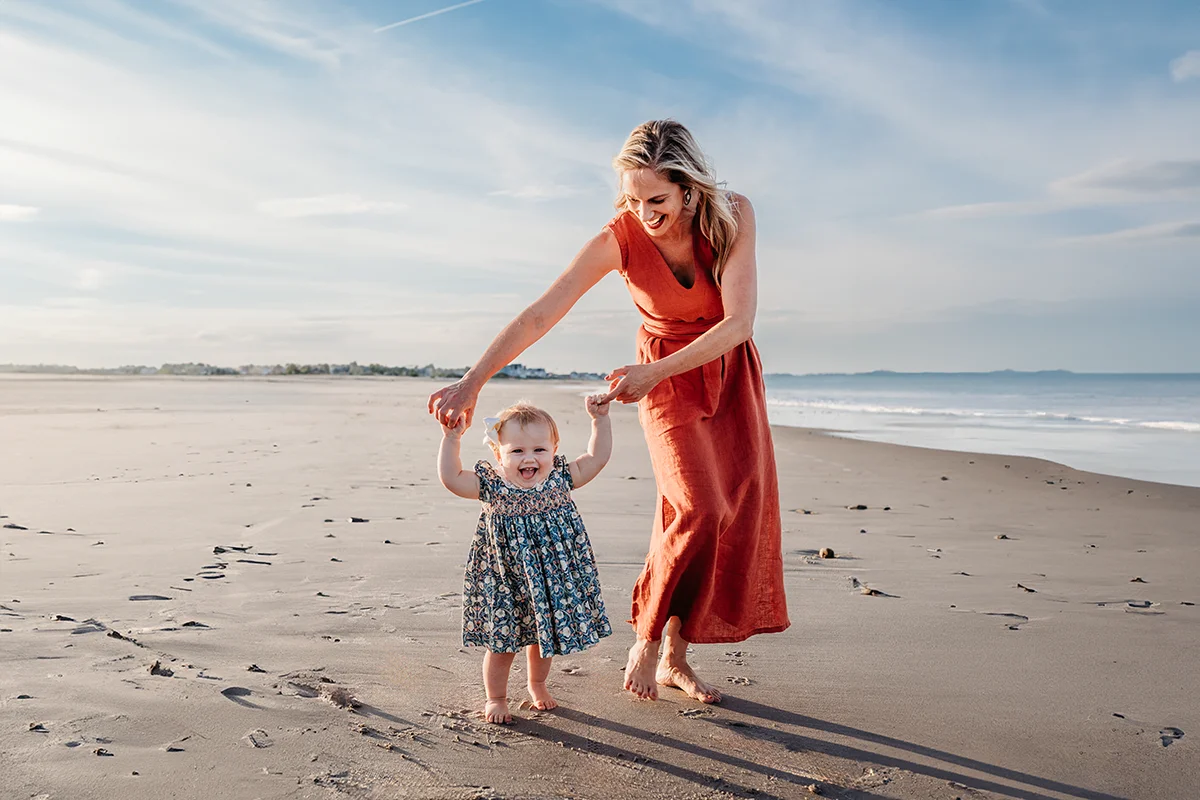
[607,210,790,644]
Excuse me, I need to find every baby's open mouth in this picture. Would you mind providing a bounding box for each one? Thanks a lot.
[519,467,538,480]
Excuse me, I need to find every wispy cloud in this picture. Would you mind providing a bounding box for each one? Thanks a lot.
[374,0,488,33]
[0,204,39,221]
[489,184,587,201]
[257,194,408,218]
[1171,50,1200,82]
[1060,219,1200,245]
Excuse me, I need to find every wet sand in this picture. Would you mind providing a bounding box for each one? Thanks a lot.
[1,375,1196,799]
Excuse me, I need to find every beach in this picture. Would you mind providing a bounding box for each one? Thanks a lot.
[2,375,1197,800]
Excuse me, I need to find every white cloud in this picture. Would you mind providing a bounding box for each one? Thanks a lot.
[0,203,39,221]
[489,185,587,201]
[257,194,408,218]
[1059,219,1200,245]
[1170,50,1200,82]
[75,267,106,291]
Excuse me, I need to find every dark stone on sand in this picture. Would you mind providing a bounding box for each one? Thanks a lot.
[324,519,334,523]
[129,595,172,601]
[29,722,48,732]
[941,476,949,481]
[1182,601,1195,606]
[330,557,342,562]
[1016,583,1036,593]
[245,483,252,487]
[1131,577,1147,583]
[316,591,329,597]
[850,504,867,510]
[995,534,1009,540]
[54,615,76,622]
[1113,712,1125,718]
[383,539,392,544]
[247,664,267,673]
[860,529,867,533]
[182,621,209,628]
[3,523,27,530]
[349,517,368,523]
[149,660,174,677]
[93,747,113,756]
[883,506,891,511]
[91,541,104,546]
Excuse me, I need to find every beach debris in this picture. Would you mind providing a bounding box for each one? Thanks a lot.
[850,577,887,596]
[247,664,267,673]
[1130,577,1147,583]
[324,519,334,523]
[1016,583,1037,593]
[181,621,209,628]
[243,729,274,748]
[93,747,113,756]
[3,523,27,530]
[819,547,835,559]
[954,571,971,576]
[849,504,867,510]
[806,783,824,795]
[330,557,342,563]
[149,660,174,677]
[323,686,361,709]
[1127,600,1153,608]
[29,722,48,732]
[1183,602,1195,606]
[348,517,369,523]
[941,476,949,481]
[129,594,171,601]
[995,534,1009,540]
[1160,727,1184,747]
[53,614,76,622]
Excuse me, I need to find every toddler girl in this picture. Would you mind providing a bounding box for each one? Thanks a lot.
[438,396,614,723]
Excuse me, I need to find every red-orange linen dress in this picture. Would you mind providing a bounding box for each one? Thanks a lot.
[606,210,790,644]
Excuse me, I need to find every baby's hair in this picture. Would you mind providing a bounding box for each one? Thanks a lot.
[489,402,559,456]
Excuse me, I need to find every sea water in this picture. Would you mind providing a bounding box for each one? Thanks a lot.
[764,372,1200,488]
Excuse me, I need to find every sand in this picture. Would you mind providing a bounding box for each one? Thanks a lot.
[1,375,1196,800]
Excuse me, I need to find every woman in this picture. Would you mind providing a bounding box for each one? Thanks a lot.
[429,119,789,704]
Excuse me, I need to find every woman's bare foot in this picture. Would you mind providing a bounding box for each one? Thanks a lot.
[657,659,722,704]
[624,639,660,699]
[483,696,512,724]
[527,681,558,710]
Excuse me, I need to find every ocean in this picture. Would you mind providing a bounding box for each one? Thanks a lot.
[763,372,1200,488]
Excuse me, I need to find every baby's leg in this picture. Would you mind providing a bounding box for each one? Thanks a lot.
[482,650,516,724]
[525,645,558,710]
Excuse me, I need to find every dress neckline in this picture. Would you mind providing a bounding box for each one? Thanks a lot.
[625,211,703,293]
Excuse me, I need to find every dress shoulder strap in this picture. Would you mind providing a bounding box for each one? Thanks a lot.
[554,454,575,491]
[473,459,497,504]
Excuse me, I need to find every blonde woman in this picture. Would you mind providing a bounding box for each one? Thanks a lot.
[430,119,789,704]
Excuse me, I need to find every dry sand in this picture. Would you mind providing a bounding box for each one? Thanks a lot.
[1,375,1196,800]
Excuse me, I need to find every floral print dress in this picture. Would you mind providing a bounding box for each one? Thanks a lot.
[462,455,612,657]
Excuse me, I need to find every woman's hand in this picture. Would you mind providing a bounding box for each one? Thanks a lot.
[602,363,665,405]
[428,379,480,429]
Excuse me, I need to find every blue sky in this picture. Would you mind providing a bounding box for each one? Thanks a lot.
[1,0,1198,372]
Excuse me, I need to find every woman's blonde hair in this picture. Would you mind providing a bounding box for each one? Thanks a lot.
[487,402,559,457]
[612,119,739,284]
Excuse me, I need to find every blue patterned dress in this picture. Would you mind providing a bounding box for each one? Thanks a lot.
[462,455,612,657]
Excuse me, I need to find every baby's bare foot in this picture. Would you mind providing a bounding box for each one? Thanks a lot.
[527,681,558,711]
[483,696,512,724]
[624,640,659,700]
[657,660,722,704]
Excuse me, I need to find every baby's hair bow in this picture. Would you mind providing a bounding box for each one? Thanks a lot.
[482,417,503,447]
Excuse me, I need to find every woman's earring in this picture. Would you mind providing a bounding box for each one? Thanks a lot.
[684,189,692,206]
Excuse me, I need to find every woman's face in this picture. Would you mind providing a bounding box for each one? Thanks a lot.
[496,420,557,488]
[620,168,688,239]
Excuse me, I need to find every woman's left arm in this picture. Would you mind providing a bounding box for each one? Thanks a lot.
[603,194,758,404]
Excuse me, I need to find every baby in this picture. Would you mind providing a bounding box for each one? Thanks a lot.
[438,396,614,723]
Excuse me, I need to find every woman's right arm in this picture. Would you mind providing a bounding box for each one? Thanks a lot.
[428,228,622,427]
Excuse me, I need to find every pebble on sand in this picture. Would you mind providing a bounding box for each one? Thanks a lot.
[819,547,835,559]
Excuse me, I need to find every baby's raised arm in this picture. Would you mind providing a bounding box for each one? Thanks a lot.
[438,417,481,500]
[568,394,612,489]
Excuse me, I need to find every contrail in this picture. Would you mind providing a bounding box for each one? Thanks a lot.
[374,0,488,33]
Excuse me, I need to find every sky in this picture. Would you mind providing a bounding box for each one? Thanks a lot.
[1,0,1198,374]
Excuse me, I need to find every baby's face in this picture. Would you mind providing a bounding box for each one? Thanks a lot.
[496,420,557,488]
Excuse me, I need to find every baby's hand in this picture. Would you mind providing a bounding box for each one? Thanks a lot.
[441,415,468,439]
[586,394,611,418]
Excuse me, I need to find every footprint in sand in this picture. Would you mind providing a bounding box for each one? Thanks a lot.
[243,728,274,748]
